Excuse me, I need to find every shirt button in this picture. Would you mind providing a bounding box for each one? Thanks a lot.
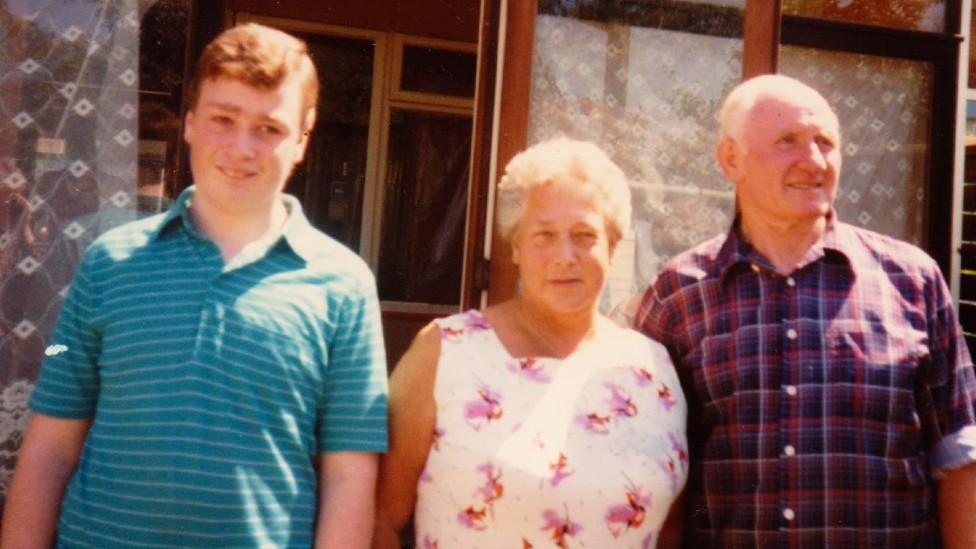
[783,508,795,521]
[786,328,798,340]
[786,277,796,287]
[785,385,798,397]
[784,445,796,457]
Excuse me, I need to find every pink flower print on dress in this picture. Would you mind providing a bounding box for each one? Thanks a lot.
[419,465,432,482]
[605,383,638,418]
[658,432,689,493]
[658,383,677,412]
[475,462,504,505]
[506,357,551,383]
[632,366,654,387]
[576,411,612,434]
[440,325,467,340]
[463,310,491,331]
[457,506,489,530]
[669,432,688,468]
[641,531,655,549]
[541,508,582,549]
[605,481,650,538]
[431,427,446,452]
[658,456,680,494]
[548,452,575,487]
[464,386,503,430]
[422,534,438,549]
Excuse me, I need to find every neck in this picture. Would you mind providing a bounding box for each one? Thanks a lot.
[739,214,827,275]
[513,297,600,357]
[190,197,288,262]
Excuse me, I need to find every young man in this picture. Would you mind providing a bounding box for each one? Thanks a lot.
[637,75,976,547]
[2,23,388,547]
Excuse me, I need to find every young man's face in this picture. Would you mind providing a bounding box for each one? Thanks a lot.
[183,75,309,220]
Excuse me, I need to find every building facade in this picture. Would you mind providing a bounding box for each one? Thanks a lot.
[1,0,973,508]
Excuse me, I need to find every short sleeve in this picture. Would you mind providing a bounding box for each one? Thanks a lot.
[29,253,102,419]
[318,273,389,454]
[919,264,976,477]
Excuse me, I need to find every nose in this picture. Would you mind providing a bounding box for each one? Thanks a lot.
[798,139,829,172]
[553,234,577,265]
[226,128,257,159]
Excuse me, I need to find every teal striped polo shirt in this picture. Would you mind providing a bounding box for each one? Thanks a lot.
[30,187,388,548]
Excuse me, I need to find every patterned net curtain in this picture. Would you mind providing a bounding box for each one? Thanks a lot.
[0,0,140,504]
[779,47,931,246]
[528,1,745,308]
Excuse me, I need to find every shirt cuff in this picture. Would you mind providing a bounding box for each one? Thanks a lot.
[931,425,976,479]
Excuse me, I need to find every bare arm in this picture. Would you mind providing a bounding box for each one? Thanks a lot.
[939,461,976,549]
[372,324,440,549]
[314,451,380,549]
[1,414,91,548]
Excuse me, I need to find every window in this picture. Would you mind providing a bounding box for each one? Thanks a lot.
[238,15,477,314]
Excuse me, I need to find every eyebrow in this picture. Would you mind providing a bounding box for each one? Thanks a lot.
[200,102,285,125]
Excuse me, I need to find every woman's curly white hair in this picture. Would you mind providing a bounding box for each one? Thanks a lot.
[496,137,631,245]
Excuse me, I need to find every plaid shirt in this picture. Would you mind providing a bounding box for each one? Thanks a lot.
[637,219,976,548]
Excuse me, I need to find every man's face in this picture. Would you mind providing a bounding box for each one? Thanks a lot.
[720,91,842,229]
[183,76,309,220]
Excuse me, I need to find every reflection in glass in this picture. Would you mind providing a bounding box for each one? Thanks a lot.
[378,110,471,305]
[780,45,932,246]
[782,0,945,32]
[529,2,743,306]
[400,46,476,97]
[286,32,375,251]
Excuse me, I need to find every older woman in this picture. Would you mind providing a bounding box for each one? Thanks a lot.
[374,138,687,548]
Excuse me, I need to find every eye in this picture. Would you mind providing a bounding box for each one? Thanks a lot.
[531,230,554,244]
[257,124,283,136]
[572,231,598,245]
[210,114,233,126]
[815,135,835,149]
[776,133,797,146]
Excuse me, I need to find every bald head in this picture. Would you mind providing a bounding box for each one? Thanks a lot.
[718,75,839,146]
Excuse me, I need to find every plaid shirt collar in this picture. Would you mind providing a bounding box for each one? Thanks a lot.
[717,212,861,287]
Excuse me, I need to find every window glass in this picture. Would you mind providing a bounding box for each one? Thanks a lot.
[779,45,932,246]
[0,0,189,504]
[378,109,471,305]
[400,45,476,98]
[530,0,744,308]
[782,0,946,32]
[286,32,375,252]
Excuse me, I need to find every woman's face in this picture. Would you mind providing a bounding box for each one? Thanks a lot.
[511,181,614,316]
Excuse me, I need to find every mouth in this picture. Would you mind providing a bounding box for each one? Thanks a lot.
[218,166,257,181]
[786,181,825,191]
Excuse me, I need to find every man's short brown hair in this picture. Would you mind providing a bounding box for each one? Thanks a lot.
[187,23,319,130]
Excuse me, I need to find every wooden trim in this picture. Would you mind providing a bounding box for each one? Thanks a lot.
[964,184,976,211]
[487,0,536,305]
[462,0,501,309]
[388,33,477,109]
[742,0,780,78]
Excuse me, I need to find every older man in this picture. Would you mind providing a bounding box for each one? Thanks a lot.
[637,74,976,547]
[2,24,387,548]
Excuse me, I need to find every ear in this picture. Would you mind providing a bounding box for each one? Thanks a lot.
[293,111,316,164]
[183,110,195,145]
[716,137,743,182]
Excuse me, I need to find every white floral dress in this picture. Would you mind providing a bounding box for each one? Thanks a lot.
[414,310,688,548]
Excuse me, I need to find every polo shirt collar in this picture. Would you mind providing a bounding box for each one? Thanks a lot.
[718,212,855,284]
[151,186,321,262]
